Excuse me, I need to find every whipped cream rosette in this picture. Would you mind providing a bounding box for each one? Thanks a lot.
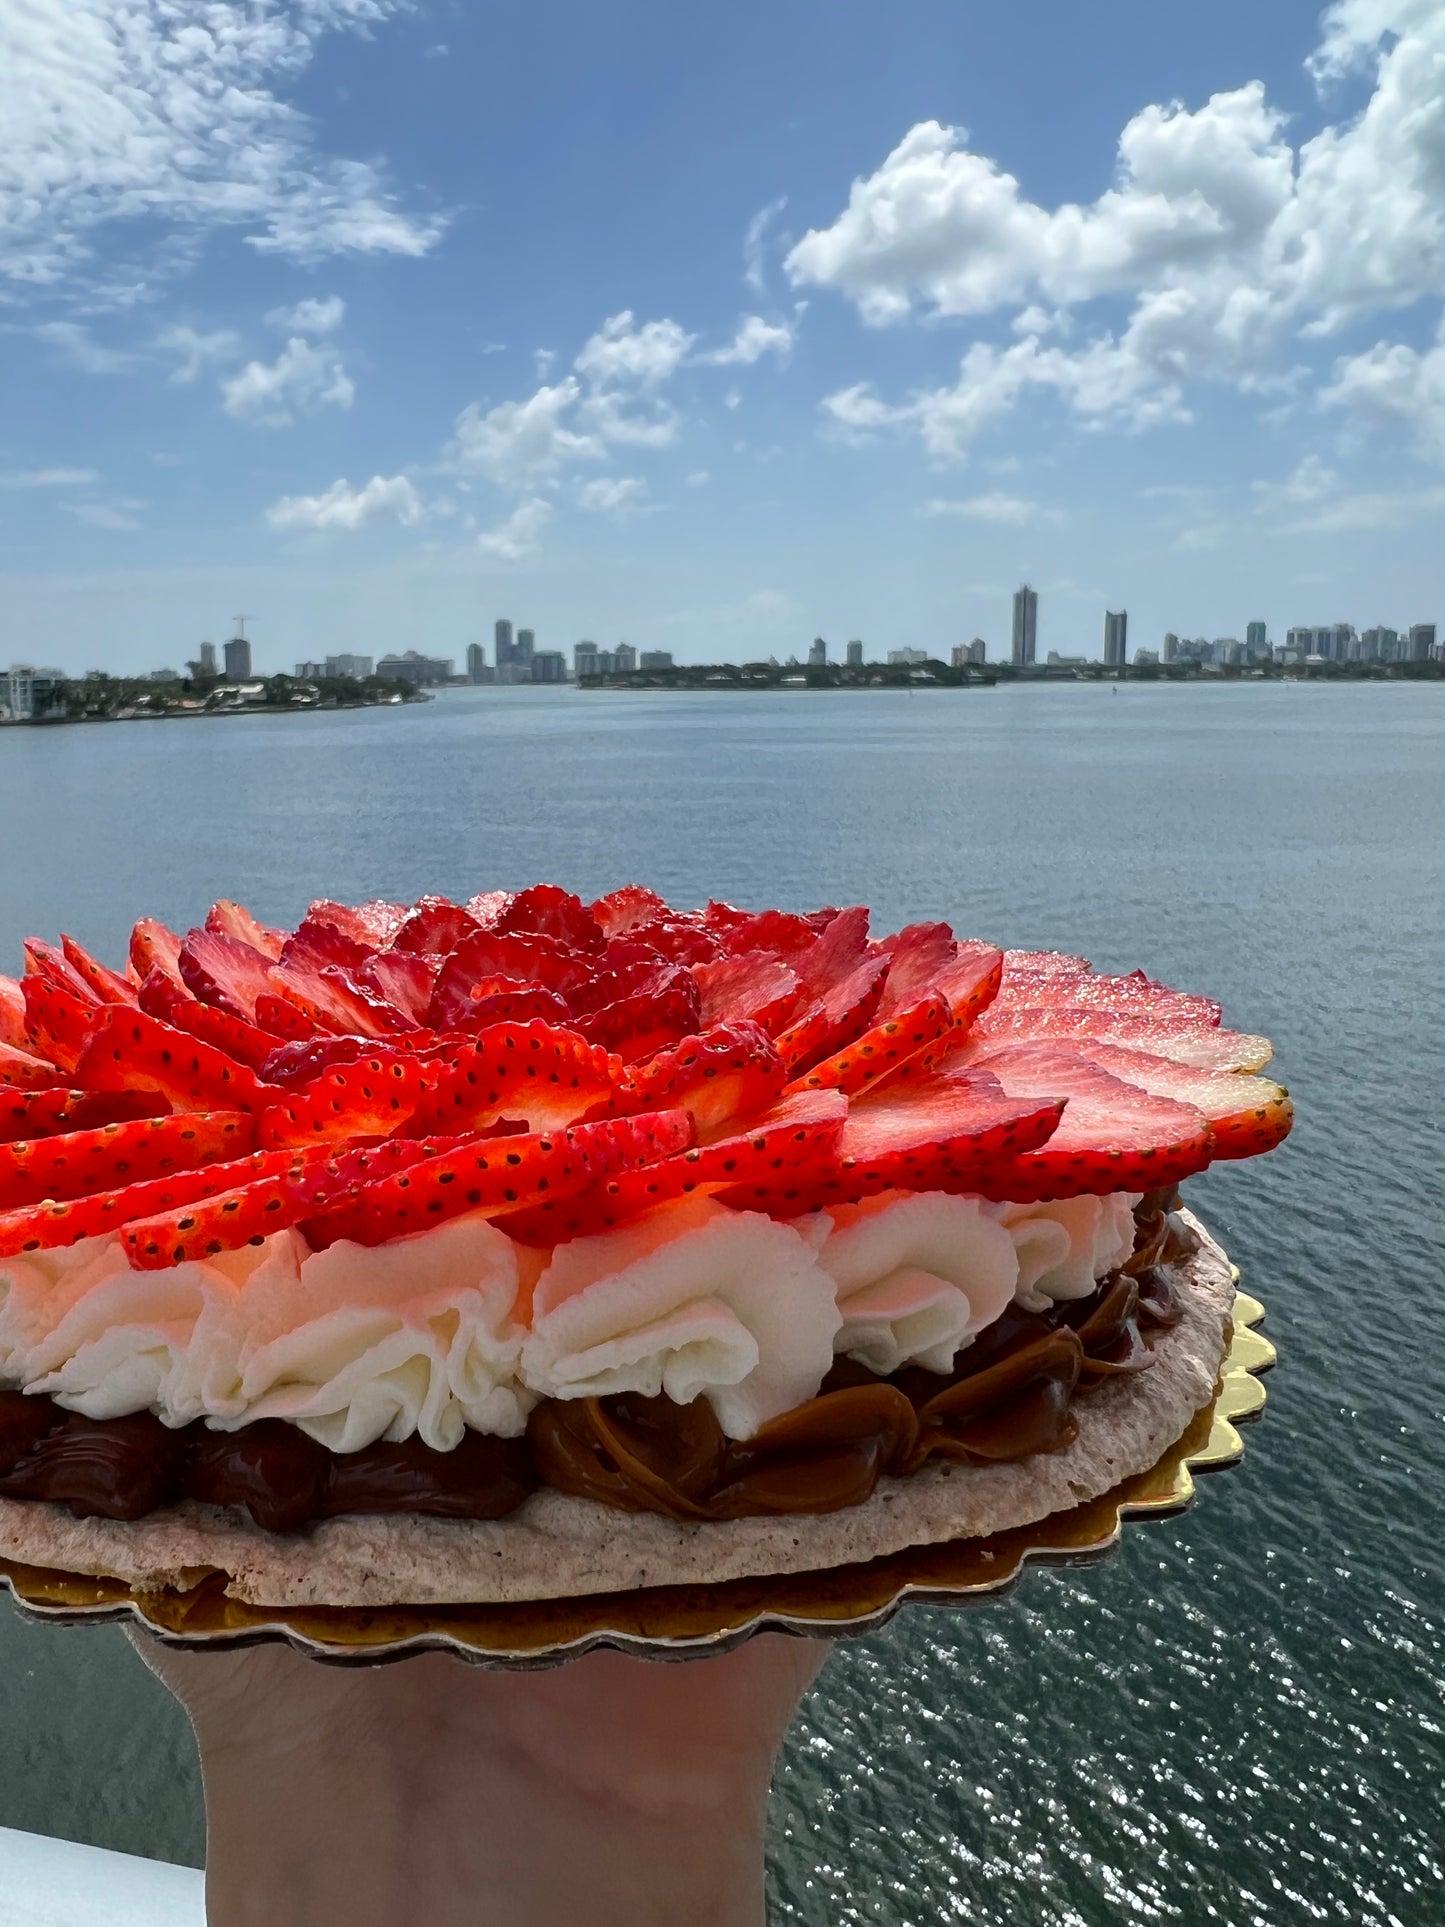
[0,886,1290,1613]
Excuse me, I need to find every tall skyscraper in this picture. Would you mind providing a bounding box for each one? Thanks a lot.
[467,643,487,683]
[614,643,637,672]
[1011,585,1037,666]
[198,641,217,676]
[845,640,864,667]
[1103,609,1128,666]
[808,637,827,666]
[1163,632,1179,662]
[223,636,252,680]
[1409,623,1436,661]
[494,618,514,667]
[515,628,535,669]
[1246,621,1267,656]
[574,640,600,678]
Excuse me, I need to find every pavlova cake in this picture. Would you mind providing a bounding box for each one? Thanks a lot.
[0,886,1290,1607]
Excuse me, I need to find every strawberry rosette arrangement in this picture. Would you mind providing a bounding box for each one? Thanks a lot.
[0,885,1290,1598]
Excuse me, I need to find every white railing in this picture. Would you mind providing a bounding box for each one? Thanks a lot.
[0,1825,203,1927]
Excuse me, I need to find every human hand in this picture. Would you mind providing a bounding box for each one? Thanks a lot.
[131,1627,830,1927]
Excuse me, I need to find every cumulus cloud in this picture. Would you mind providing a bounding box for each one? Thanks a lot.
[267,295,346,335]
[701,315,796,366]
[477,496,552,560]
[1320,321,1445,463]
[921,493,1041,523]
[266,473,421,531]
[222,337,355,426]
[790,8,1445,456]
[448,379,603,484]
[0,1,444,299]
[574,312,695,388]
[577,475,647,512]
[156,325,242,382]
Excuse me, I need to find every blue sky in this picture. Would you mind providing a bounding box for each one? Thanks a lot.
[2,0,1444,671]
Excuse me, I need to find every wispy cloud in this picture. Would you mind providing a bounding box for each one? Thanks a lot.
[32,322,138,374]
[921,492,1048,524]
[0,466,99,488]
[478,496,553,560]
[267,474,422,532]
[743,197,788,294]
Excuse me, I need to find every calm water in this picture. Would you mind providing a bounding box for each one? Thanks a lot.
[0,683,1441,1924]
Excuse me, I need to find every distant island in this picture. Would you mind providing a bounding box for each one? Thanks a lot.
[0,669,429,728]
[576,656,1445,691]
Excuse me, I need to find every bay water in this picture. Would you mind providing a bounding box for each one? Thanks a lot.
[0,682,1440,1924]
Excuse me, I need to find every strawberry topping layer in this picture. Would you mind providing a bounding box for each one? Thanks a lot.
[0,888,1291,1266]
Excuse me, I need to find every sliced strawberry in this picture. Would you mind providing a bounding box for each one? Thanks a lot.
[495,884,604,952]
[772,1003,832,1076]
[934,942,1005,1030]
[0,1146,325,1257]
[74,1009,282,1114]
[279,916,375,974]
[401,1021,623,1137]
[621,917,719,965]
[0,976,29,1049]
[291,1108,695,1253]
[692,953,802,1033]
[266,965,415,1039]
[1003,949,1092,977]
[447,987,573,1033]
[590,884,671,937]
[252,993,318,1041]
[0,1087,168,1147]
[963,1004,1273,1073]
[564,957,681,1018]
[23,937,95,1000]
[426,930,588,1029]
[874,923,957,1013]
[354,949,437,1025]
[499,1089,847,1245]
[136,965,193,1022]
[179,930,277,1021]
[790,991,953,1096]
[573,976,701,1062]
[308,899,410,949]
[988,1040,1293,1160]
[774,958,888,1077]
[613,1022,787,1136]
[0,1111,255,1209]
[719,909,827,960]
[60,936,137,1006]
[166,1002,279,1072]
[390,897,482,957]
[22,977,94,1072]
[996,968,1222,1028]
[129,919,185,990]
[259,1034,386,1086]
[958,1047,1213,1200]
[205,900,286,959]
[257,1053,441,1148]
[716,1070,1065,1217]
[464,890,512,928]
[0,1041,69,1091]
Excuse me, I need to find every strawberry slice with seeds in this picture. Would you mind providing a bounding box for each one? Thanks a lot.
[22,977,94,1071]
[0,976,29,1050]
[573,976,702,1062]
[266,964,415,1039]
[0,1087,168,1146]
[279,915,376,975]
[390,897,483,956]
[495,884,604,952]
[129,918,185,990]
[957,1046,1213,1200]
[60,936,137,1005]
[23,937,95,1001]
[354,949,437,1025]
[0,1040,69,1091]
[613,1021,787,1136]
[165,1002,279,1072]
[426,929,589,1028]
[1003,949,1093,978]
[692,953,802,1033]
[252,993,318,1041]
[179,930,277,1021]
[0,1111,255,1209]
[499,1089,847,1245]
[790,991,954,1097]
[258,1053,441,1147]
[718,908,826,959]
[590,884,671,937]
[307,899,410,949]
[0,1146,327,1258]
[74,1008,282,1114]
[205,900,286,959]
[402,1021,623,1136]
[996,968,1222,1028]
[963,1004,1273,1073]
[621,917,719,965]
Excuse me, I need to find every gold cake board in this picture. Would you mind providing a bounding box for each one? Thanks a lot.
[0,1287,1274,1669]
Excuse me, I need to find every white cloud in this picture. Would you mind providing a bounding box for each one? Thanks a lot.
[743,197,788,294]
[0,467,99,488]
[266,473,422,532]
[222,337,354,426]
[1282,481,1445,533]
[62,500,143,530]
[921,493,1042,523]
[701,315,795,366]
[448,379,602,484]
[578,390,680,447]
[789,9,1445,452]
[156,325,242,382]
[577,475,647,513]
[1250,453,1343,509]
[477,496,552,560]
[685,469,710,487]
[575,311,695,389]
[1320,320,1445,463]
[267,295,346,335]
[32,321,137,374]
[0,2,444,300]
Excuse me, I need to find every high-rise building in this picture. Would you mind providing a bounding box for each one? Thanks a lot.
[198,641,217,677]
[887,647,928,666]
[375,651,453,685]
[967,637,986,664]
[531,650,565,682]
[466,643,487,683]
[223,636,252,680]
[1011,586,1037,666]
[574,641,600,679]
[494,619,514,667]
[808,637,827,667]
[1246,621,1267,656]
[1103,609,1128,666]
[515,628,535,669]
[325,654,373,679]
[845,640,864,668]
[1163,632,1179,662]
[1409,623,1436,661]
[639,650,673,670]
[614,643,637,672]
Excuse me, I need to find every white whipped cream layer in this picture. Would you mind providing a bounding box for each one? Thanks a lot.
[985,1194,1140,1312]
[0,1214,532,1452]
[520,1197,842,1440]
